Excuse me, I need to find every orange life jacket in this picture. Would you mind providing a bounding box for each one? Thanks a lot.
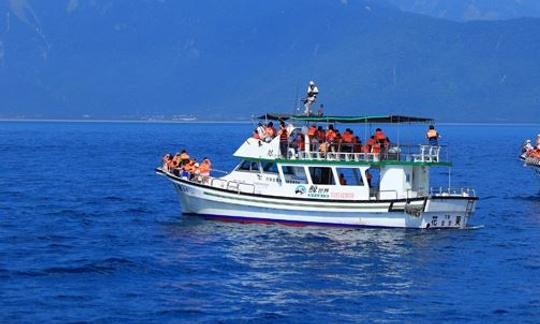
[307,126,317,137]
[297,136,305,150]
[375,131,386,142]
[326,129,336,142]
[342,132,354,143]
[279,128,288,141]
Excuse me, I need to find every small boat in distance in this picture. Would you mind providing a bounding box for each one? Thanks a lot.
[520,138,540,177]
[157,114,478,229]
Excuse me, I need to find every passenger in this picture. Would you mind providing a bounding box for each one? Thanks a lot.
[303,80,319,115]
[316,126,326,143]
[319,141,329,156]
[279,121,289,157]
[364,136,376,154]
[365,169,372,187]
[307,124,317,139]
[172,153,181,166]
[193,162,201,182]
[536,134,540,150]
[199,157,212,183]
[162,153,172,170]
[353,136,363,153]
[181,162,190,179]
[186,159,197,180]
[296,132,305,153]
[264,122,277,142]
[371,142,381,156]
[166,155,176,171]
[179,150,190,166]
[252,129,261,140]
[524,140,534,155]
[342,128,354,152]
[339,173,347,185]
[374,128,387,144]
[326,125,337,143]
[256,122,266,139]
[426,125,440,146]
[171,153,182,175]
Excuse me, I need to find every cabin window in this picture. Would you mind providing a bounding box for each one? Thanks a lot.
[237,160,260,172]
[282,166,307,184]
[261,162,279,174]
[336,168,363,186]
[309,167,335,185]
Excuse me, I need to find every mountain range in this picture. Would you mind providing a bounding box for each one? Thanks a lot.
[1,0,539,122]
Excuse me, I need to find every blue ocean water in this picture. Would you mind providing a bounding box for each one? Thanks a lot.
[1,121,539,322]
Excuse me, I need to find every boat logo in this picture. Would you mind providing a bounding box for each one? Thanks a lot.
[295,185,306,195]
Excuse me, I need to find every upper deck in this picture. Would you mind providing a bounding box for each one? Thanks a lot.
[235,138,449,167]
[236,113,449,167]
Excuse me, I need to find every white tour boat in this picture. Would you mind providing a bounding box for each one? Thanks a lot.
[157,114,478,229]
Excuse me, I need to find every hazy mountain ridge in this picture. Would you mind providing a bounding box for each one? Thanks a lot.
[383,0,540,21]
[1,0,539,122]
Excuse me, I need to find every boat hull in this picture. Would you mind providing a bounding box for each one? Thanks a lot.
[164,173,476,229]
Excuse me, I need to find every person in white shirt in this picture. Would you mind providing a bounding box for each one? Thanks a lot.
[303,80,319,115]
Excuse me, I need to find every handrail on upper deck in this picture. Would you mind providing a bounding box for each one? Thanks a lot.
[282,143,447,164]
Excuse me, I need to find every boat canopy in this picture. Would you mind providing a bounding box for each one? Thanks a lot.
[257,113,433,124]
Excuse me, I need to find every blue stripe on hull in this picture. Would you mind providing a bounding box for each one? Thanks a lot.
[182,213,416,230]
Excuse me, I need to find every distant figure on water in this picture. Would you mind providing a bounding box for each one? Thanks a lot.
[303,80,319,115]
[426,125,440,146]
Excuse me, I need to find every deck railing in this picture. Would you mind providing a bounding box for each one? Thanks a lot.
[284,144,447,164]
[430,187,475,197]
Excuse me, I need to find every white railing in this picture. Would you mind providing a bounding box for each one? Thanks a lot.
[430,187,476,197]
[285,144,446,164]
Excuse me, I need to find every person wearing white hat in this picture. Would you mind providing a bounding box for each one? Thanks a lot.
[525,139,534,152]
[303,80,319,116]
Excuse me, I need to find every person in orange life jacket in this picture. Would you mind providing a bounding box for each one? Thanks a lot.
[326,125,337,142]
[334,130,343,152]
[295,132,305,153]
[339,173,347,185]
[426,125,440,146]
[364,135,376,153]
[179,150,190,166]
[374,128,387,144]
[342,128,354,152]
[279,121,289,157]
[307,124,317,138]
